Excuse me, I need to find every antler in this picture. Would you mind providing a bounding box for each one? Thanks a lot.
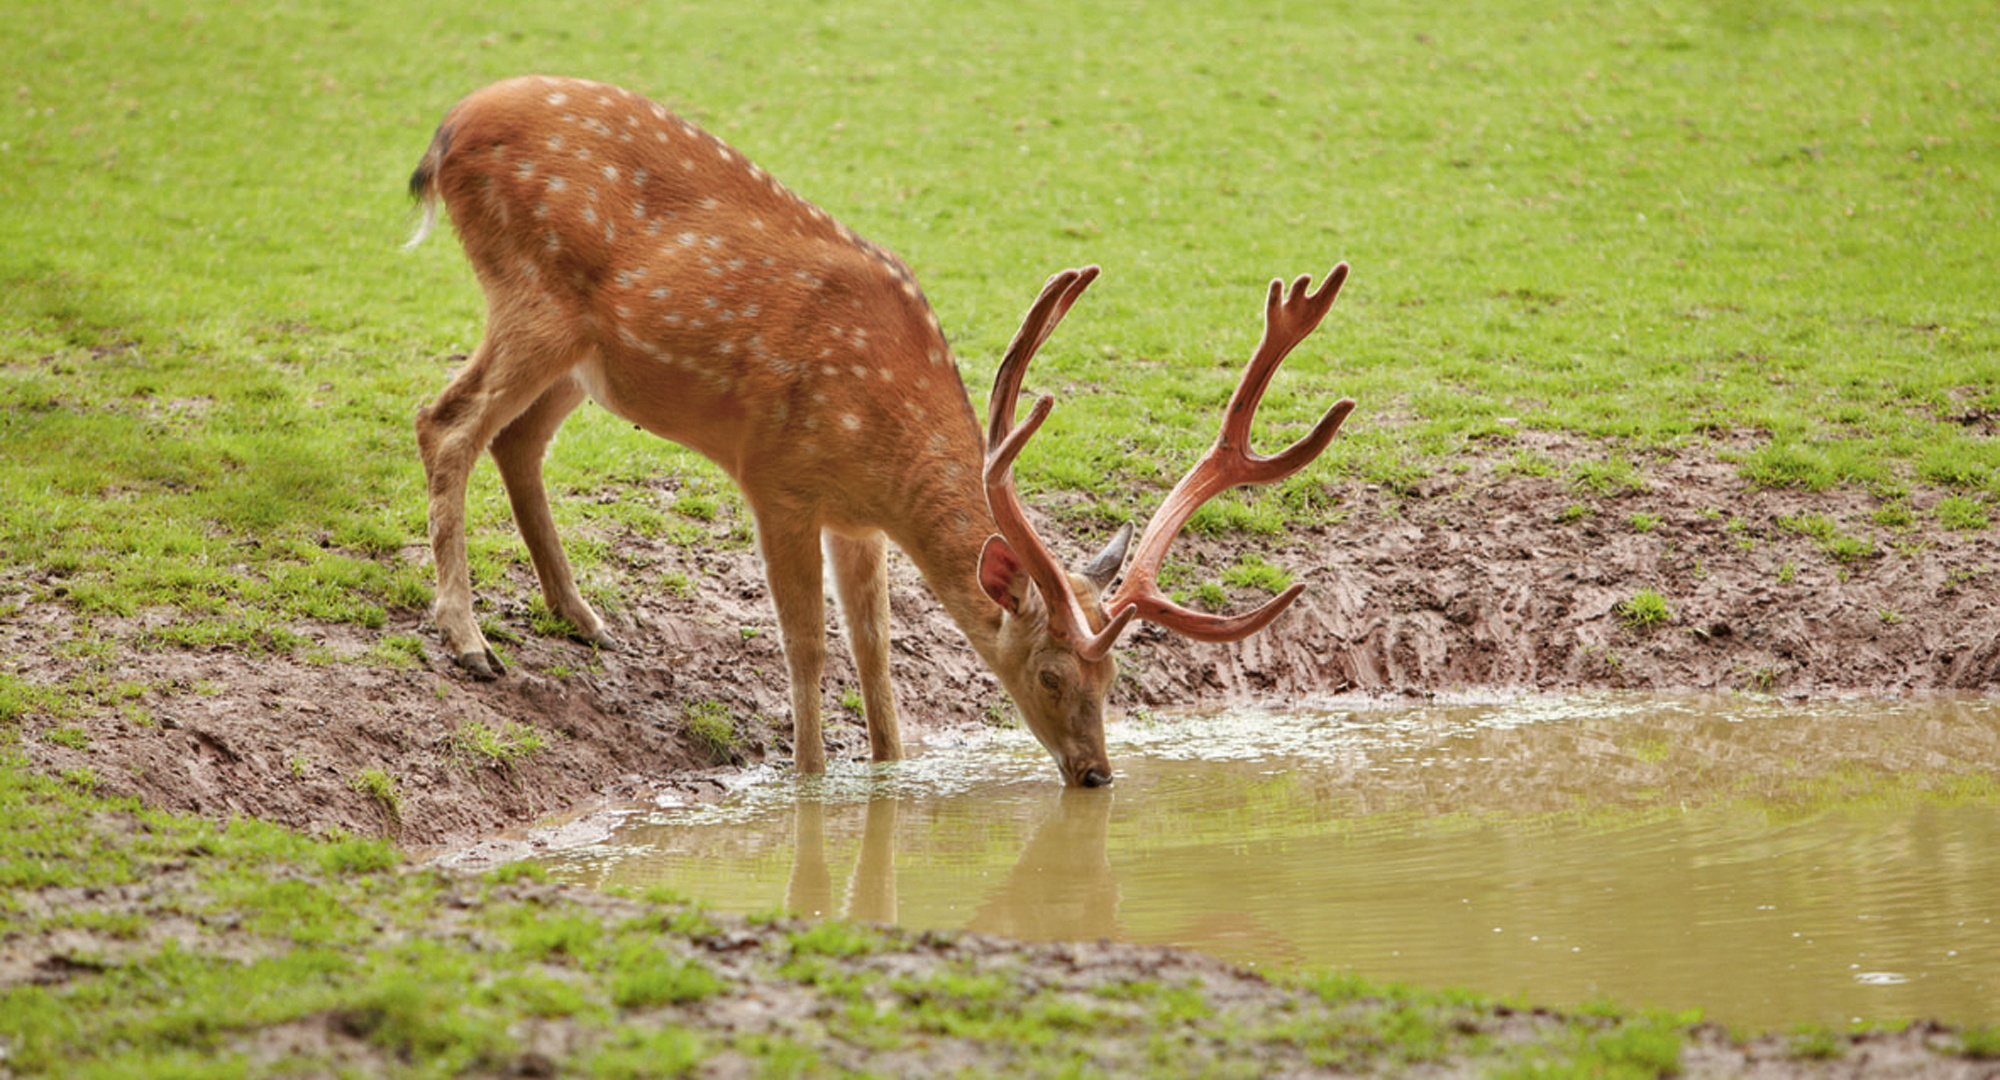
[1099,264,1357,641]
[983,266,1137,660]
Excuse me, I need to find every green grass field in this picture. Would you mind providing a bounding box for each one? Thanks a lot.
[3,0,1996,667]
[1,3,1998,1071]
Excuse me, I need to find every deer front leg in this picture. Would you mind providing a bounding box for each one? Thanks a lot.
[826,530,902,762]
[488,377,617,652]
[755,514,830,774]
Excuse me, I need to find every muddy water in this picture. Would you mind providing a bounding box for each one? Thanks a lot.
[535,694,2000,1028]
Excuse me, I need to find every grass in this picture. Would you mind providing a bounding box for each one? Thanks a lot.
[447,720,551,772]
[1615,589,1673,629]
[0,0,1993,707]
[681,700,741,763]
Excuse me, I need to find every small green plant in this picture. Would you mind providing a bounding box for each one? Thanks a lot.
[1788,1025,1844,1061]
[1567,457,1645,496]
[786,921,885,959]
[1935,495,1990,531]
[367,633,430,670]
[1558,503,1593,525]
[739,626,761,641]
[1742,665,1782,693]
[484,862,549,885]
[1615,589,1672,629]
[289,754,310,779]
[349,767,401,816]
[1497,450,1559,479]
[448,720,549,771]
[1778,561,1797,584]
[1870,502,1914,528]
[682,700,739,761]
[1959,1025,2000,1059]
[1627,512,1660,533]
[839,687,865,713]
[41,725,90,751]
[60,766,98,791]
[1219,552,1292,594]
[528,604,582,640]
[1877,608,1903,625]
[1778,512,1876,563]
[661,570,695,598]
[1192,581,1229,610]
[675,492,720,521]
[611,953,727,1008]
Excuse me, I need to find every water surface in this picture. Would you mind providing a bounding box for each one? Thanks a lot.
[536,694,2000,1028]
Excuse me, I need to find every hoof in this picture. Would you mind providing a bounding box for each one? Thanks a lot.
[453,648,505,681]
[578,628,621,653]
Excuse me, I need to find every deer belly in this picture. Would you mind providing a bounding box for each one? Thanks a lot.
[569,352,752,465]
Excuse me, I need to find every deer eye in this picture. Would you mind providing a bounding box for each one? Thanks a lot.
[1038,669,1062,693]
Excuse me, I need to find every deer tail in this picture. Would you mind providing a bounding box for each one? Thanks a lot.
[403,122,454,250]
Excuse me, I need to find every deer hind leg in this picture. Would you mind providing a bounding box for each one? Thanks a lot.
[488,375,616,652]
[414,333,579,679]
[826,530,902,762]
[753,510,830,774]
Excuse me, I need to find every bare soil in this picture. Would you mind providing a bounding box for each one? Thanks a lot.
[14,437,1999,847]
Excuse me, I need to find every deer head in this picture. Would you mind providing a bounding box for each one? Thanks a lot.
[977,265,1356,786]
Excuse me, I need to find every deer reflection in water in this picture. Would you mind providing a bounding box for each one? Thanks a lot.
[784,789,1120,942]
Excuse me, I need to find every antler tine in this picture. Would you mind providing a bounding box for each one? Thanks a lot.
[986,265,1101,447]
[1221,264,1350,450]
[983,266,1133,660]
[1102,265,1356,643]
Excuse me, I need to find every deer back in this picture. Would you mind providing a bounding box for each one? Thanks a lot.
[413,76,982,528]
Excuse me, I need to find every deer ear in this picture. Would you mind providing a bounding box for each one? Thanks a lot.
[978,535,1031,614]
[1080,522,1132,592]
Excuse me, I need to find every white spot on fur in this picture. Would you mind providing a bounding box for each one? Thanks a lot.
[840,414,860,432]
[547,92,569,106]
[547,175,569,192]
[602,165,619,183]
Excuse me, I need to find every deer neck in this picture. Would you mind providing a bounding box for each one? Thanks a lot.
[885,429,1011,670]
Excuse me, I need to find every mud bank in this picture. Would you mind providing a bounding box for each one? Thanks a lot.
[14,441,2000,846]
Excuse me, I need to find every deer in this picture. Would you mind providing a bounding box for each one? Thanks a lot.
[404,76,1355,788]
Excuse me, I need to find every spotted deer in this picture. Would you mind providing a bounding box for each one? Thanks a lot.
[405,76,1355,787]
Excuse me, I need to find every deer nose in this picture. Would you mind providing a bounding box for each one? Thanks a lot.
[1080,767,1113,788]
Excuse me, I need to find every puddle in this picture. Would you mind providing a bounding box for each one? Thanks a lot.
[533,693,2000,1029]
